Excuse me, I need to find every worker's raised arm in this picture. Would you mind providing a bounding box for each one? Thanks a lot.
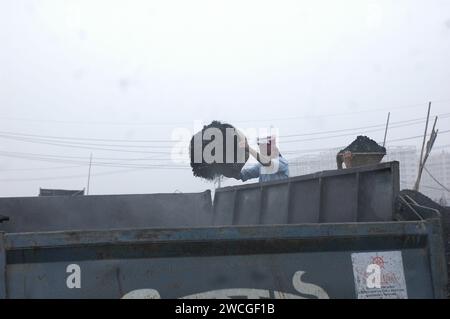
[237,140,272,166]
[240,163,261,181]
[247,145,272,166]
[235,130,272,167]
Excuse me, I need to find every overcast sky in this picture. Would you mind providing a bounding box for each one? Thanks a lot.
[1,0,450,197]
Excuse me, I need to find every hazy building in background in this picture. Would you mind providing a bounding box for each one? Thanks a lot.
[384,146,418,190]
[289,145,449,203]
[289,147,341,176]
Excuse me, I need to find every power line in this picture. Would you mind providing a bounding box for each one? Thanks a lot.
[0,166,189,183]
[278,112,450,139]
[421,185,450,192]
[0,135,175,154]
[0,150,190,177]
[281,114,450,142]
[0,117,190,127]
[1,114,449,154]
[1,129,449,167]
[279,119,440,144]
[1,111,449,145]
[0,165,85,172]
[0,134,176,148]
[0,151,169,162]
[0,130,175,143]
[0,123,448,175]
[0,152,189,169]
[386,129,450,143]
[282,130,450,156]
[1,146,448,183]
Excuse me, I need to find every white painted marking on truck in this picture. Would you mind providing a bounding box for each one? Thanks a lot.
[121,270,329,299]
[66,264,81,289]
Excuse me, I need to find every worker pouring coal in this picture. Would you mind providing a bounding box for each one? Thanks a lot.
[231,135,289,183]
[189,122,289,182]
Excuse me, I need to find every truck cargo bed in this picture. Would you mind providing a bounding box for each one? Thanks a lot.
[0,162,447,299]
[0,213,446,298]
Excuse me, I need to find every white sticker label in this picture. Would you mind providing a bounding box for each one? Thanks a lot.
[351,251,408,299]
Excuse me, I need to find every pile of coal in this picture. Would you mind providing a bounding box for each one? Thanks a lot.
[339,135,386,154]
[190,121,249,180]
[400,189,450,296]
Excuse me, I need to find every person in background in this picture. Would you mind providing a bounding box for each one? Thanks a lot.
[233,135,289,183]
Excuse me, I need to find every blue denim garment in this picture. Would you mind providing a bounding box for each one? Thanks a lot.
[240,155,289,183]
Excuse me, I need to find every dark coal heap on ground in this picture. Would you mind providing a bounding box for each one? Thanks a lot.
[339,135,386,154]
[400,190,449,213]
[400,189,450,260]
[190,121,249,180]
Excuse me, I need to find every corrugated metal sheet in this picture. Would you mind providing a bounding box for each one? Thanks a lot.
[0,161,447,299]
[213,162,399,225]
[0,163,399,233]
[0,191,213,232]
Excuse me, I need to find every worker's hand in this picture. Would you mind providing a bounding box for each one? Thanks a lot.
[343,151,352,169]
[343,151,352,160]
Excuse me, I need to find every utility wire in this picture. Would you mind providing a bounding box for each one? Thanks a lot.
[279,113,450,139]
[0,135,174,154]
[0,152,189,169]
[0,131,449,167]
[1,115,449,154]
[0,130,175,143]
[0,167,189,182]
[421,185,450,192]
[282,130,450,155]
[232,99,450,123]
[4,98,448,126]
[0,135,176,148]
[0,165,85,172]
[279,119,448,144]
[1,111,449,145]
[0,151,169,162]
[387,129,450,143]
[423,166,450,193]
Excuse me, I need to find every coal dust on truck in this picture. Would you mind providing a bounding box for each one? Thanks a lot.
[0,162,448,299]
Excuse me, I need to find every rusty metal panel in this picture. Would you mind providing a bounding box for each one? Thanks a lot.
[0,191,213,233]
[0,217,447,299]
[213,162,400,226]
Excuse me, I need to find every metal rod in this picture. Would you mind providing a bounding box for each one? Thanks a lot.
[382,112,390,148]
[87,153,93,195]
[414,102,431,191]
[420,116,439,172]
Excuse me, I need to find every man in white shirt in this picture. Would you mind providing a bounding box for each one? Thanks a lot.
[234,136,289,183]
